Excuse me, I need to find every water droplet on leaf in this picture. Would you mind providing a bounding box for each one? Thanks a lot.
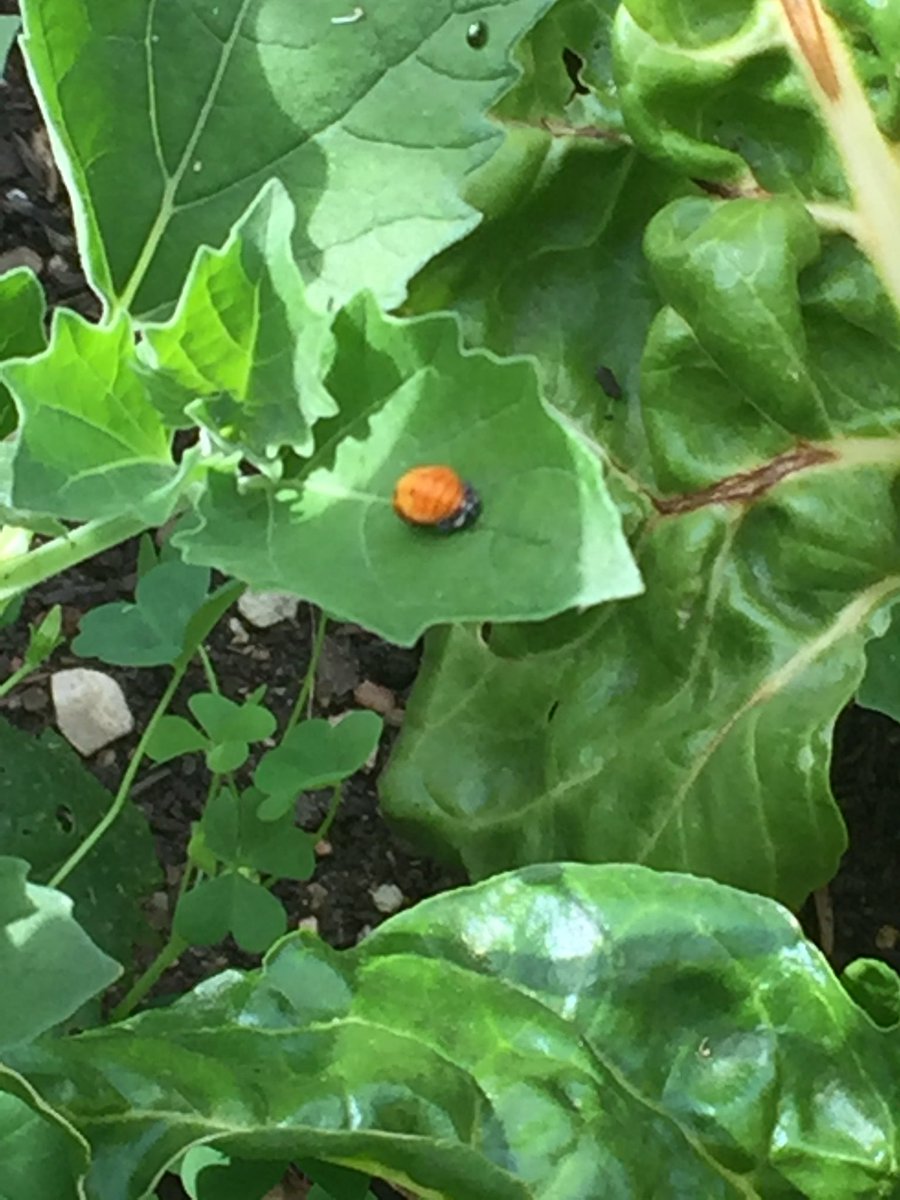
[466,20,488,48]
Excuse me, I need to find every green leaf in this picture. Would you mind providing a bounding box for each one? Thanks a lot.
[73,560,211,667]
[0,1089,81,1200]
[1,312,185,523]
[188,692,277,744]
[407,139,685,486]
[254,713,383,821]
[9,865,900,1199]
[0,719,161,960]
[145,715,210,765]
[141,180,336,468]
[614,2,845,193]
[22,604,63,668]
[203,788,316,881]
[298,1160,372,1200]
[385,189,900,906]
[174,873,286,954]
[175,300,642,645]
[22,0,559,316]
[0,857,120,1049]
[0,267,46,438]
[180,1147,286,1200]
[858,600,900,721]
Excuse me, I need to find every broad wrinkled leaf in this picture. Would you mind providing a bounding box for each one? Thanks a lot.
[0,267,46,437]
[0,858,120,1049]
[140,180,336,467]
[8,865,900,1199]
[21,0,558,316]
[73,561,211,666]
[387,132,900,902]
[1,313,187,523]
[0,718,161,960]
[175,300,641,645]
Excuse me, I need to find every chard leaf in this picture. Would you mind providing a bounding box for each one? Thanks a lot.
[21,0,558,317]
[8,865,900,1199]
[174,300,642,645]
[385,195,900,906]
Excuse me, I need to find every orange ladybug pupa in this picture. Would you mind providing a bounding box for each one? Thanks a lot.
[392,465,481,532]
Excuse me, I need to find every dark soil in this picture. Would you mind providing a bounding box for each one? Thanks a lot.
[0,0,897,1153]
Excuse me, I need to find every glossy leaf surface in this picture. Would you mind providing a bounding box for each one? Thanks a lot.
[386,5,900,902]
[8,865,900,1199]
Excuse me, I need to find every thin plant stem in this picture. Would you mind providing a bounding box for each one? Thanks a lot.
[286,608,328,732]
[0,659,37,700]
[49,665,186,887]
[108,932,188,1024]
[314,782,343,842]
[108,860,197,1022]
[197,644,219,694]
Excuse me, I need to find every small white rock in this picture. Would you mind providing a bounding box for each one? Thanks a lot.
[371,883,404,915]
[297,915,319,935]
[227,616,250,645]
[51,669,134,756]
[237,589,300,628]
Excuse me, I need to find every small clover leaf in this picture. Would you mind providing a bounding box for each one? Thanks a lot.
[254,712,383,821]
[73,560,211,667]
[174,873,286,954]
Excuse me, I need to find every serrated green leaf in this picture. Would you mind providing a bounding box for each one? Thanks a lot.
[0,267,46,438]
[22,0,559,317]
[141,180,336,468]
[0,857,120,1049]
[8,865,900,1199]
[0,719,160,960]
[73,560,211,666]
[254,713,382,820]
[145,715,210,765]
[175,300,641,645]
[174,872,286,954]
[1,312,185,523]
